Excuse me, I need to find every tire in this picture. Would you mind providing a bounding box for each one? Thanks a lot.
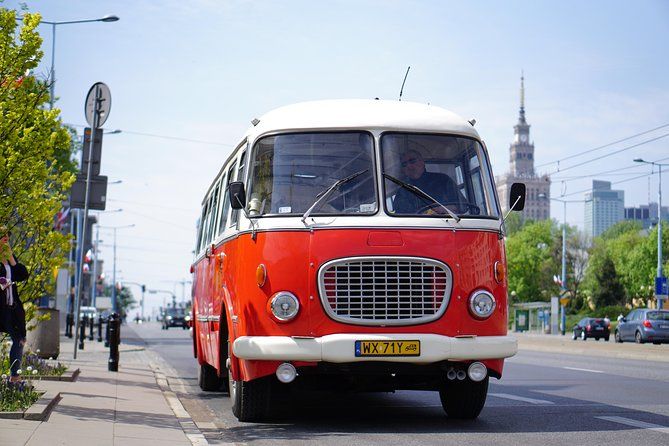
[635,331,644,344]
[604,336,610,342]
[595,337,600,341]
[572,332,577,340]
[198,363,222,391]
[615,330,623,343]
[230,375,272,422]
[581,331,587,341]
[439,377,489,419]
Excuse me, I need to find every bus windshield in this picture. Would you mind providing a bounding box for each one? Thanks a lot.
[381,133,499,218]
[247,132,377,216]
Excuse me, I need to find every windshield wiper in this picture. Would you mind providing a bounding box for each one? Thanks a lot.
[383,173,461,222]
[301,169,368,225]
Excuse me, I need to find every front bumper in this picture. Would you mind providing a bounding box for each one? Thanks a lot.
[233,333,517,364]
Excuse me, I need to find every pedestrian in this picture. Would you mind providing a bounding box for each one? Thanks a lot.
[0,226,30,383]
[604,315,610,326]
[617,313,624,323]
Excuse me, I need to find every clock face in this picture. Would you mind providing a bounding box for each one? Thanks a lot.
[520,134,528,143]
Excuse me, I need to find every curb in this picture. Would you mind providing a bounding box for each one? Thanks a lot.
[152,367,209,446]
[0,391,61,421]
[33,368,80,382]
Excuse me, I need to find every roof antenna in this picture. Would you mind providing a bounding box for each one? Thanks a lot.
[398,66,410,101]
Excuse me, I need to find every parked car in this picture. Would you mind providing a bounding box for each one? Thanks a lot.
[615,309,669,344]
[162,307,188,330]
[79,306,98,322]
[572,317,610,341]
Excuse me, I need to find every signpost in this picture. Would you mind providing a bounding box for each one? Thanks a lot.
[656,277,668,309]
[73,82,111,359]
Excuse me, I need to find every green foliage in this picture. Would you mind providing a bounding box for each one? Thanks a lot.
[600,220,643,240]
[102,284,136,317]
[0,10,76,325]
[592,256,626,307]
[506,219,561,302]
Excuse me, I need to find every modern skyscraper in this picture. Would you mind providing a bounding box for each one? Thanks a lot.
[624,202,669,229]
[496,75,551,220]
[584,180,625,237]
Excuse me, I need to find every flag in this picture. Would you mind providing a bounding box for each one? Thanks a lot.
[55,207,70,230]
[84,249,93,263]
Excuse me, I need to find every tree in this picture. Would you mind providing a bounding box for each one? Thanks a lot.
[506,219,561,302]
[102,284,136,319]
[0,10,75,324]
[592,256,626,308]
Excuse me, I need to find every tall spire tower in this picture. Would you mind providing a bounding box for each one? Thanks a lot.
[495,73,551,221]
[509,73,534,177]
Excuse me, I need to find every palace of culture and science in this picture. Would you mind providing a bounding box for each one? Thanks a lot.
[496,76,551,220]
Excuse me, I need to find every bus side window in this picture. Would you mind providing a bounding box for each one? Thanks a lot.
[218,162,237,235]
[230,150,247,228]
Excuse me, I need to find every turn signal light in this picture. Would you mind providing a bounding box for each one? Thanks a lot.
[494,261,505,283]
[256,264,267,287]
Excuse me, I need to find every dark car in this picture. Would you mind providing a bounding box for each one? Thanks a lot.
[162,307,188,330]
[615,309,669,344]
[572,317,610,341]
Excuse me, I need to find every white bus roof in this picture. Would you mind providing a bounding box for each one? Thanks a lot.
[247,99,480,139]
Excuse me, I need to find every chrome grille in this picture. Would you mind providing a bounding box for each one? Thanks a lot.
[318,256,452,326]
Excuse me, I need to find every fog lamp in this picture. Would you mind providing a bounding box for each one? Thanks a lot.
[468,362,487,382]
[276,362,297,383]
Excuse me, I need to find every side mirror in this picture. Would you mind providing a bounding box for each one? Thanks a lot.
[621,318,627,323]
[228,182,246,210]
[509,183,526,211]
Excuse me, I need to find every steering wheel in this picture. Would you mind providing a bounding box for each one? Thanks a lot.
[416,202,481,216]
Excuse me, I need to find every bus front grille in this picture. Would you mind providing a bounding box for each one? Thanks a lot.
[318,256,452,326]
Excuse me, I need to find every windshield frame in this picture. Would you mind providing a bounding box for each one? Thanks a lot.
[246,130,380,219]
[379,131,501,220]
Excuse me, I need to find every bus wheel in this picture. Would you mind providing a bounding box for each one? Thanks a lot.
[198,363,221,391]
[230,376,272,422]
[439,376,489,419]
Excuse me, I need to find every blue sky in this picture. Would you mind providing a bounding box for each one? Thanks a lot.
[6,0,669,315]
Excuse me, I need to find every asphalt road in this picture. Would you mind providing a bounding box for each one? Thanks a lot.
[124,322,669,446]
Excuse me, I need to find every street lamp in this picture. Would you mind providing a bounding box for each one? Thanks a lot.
[634,158,668,309]
[18,14,121,109]
[538,193,585,335]
[99,224,135,314]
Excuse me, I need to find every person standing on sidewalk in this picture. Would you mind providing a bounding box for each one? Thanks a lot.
[0,227,30,382]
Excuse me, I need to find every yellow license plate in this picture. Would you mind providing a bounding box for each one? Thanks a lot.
[355,340,420,357]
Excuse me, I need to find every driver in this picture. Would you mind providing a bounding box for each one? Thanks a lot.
[393,149,465,214]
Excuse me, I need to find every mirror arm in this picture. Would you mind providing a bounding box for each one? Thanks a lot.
[499,195,522,237]
[234,195,258,240]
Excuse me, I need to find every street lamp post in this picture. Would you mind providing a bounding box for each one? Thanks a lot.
[36,15,120,109]
[539,194,585,335]
[634,158,668,309]
[99,224,135,314]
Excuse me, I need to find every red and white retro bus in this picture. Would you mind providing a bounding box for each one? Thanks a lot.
[191,99,525,422]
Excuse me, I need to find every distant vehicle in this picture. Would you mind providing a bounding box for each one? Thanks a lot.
[572,317,610,341]
[615,309,669,344]
[162,307,188,330]
[79,306,98,322]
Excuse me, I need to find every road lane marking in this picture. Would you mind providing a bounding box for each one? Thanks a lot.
[596,416,669,434]
[488,393,555,405]
[563,366,604,374]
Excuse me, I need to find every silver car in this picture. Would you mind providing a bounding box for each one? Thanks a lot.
[615,309,669,344]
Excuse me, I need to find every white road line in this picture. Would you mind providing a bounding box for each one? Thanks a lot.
[563,366,604,374]
[488,393,555,405]
[596,416,669,434]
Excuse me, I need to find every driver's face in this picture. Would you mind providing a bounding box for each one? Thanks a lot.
[401,153,425,180]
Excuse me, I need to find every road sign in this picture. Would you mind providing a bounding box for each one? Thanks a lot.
[70,174,108,210]
[81,128,103,176]
[85,82,111,128]
[560,297,570,306]
[656,277,668,298]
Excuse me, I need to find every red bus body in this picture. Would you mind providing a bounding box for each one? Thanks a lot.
[191,100,518,421]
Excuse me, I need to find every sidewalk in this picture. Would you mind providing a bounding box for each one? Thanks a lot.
[0,327,196,446]
[515,331,669,362]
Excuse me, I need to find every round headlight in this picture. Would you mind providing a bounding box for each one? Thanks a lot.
[270,291,300,321]
[468,290,496,319]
